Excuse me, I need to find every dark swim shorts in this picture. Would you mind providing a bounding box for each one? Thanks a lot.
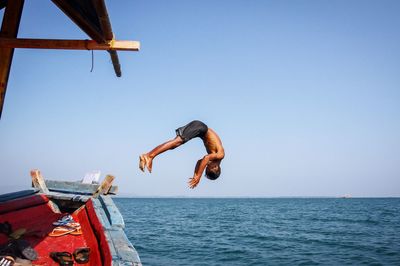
[175,120,208,143]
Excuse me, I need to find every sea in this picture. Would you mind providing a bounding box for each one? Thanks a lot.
[114,198,400,266]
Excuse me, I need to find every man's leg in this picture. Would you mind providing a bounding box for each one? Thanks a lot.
[139,136,184,173]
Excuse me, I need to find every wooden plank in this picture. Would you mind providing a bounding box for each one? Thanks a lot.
[109,229,142,265]
[0,0,7,10]
[91,198,142,265]
[99,195,125,228]
[109,50,121,77]
[0,38,140,51]
[0,189,39,202]
[44,179,118,195]
[51,0,105,43]
[93,175,115,198]
[91,0,113,40]
[45,191,90,202]
[0,0,24,119]
[47,200,61,213]
[85,199,113,265]
[91,198,112,229]
[30,169,50,193]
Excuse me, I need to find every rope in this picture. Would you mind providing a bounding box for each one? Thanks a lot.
[90,50,94,73]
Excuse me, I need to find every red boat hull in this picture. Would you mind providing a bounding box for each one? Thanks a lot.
[0,194,110,265]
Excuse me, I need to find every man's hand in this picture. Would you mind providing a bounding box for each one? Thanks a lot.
[188,176,201,189]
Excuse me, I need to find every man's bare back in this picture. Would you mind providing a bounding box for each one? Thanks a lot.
[139,120,224,189]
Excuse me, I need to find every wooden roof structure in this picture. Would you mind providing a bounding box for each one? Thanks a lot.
[0,0,140,119]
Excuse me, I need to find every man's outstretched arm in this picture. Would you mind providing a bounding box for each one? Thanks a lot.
[188,153,221,188]
[188,157,208,189]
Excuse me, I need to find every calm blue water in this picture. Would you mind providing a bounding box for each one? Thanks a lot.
[114,198,400,266]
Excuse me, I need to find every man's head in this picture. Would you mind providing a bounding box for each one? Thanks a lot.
[205,160,221,180]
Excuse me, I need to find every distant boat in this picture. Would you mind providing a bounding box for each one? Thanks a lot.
[0,170,141,265]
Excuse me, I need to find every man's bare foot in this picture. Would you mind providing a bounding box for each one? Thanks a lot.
[139,154,153,173]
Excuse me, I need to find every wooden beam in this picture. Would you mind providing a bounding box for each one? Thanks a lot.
[0,38,140,51]
[89,0,122,76]
[30,169,50,194]
[0,0,7,10]
[92,0,113,41]
[109,50,121,77]
[93,175,115,198]
[0,0,24,119]
[51,0,105,43]
[44,179,118,195]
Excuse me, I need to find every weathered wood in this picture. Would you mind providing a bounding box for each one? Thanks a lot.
[92,0,113,41]
[51,0,105,43]
[30,169,50,193]
[0,0,24,118]
[0,189,39,202]
[0,0,7,10]
[93,175,115,198]
[45,191,90,203]
[99,195,125,228]
[92,0,123,77]
[92,198,112,229]
[47,200,61,213]
[44,179,118,195]
[92,197,142,265]
[108,50,121,77]
[0,38,140,51]
[109,229,141,265]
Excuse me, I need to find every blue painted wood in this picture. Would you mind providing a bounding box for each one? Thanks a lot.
[46,191,91,203]
[44,180,118,195]
[92,196,141,265]
[92,198,112,230]
[99,195,125,228]
[0,189,39,202]
[109,229,141,265]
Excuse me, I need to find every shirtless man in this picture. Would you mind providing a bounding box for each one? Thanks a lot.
[139,120,225,189]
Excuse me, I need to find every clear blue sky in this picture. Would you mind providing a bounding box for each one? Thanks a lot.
[1,1,399,197]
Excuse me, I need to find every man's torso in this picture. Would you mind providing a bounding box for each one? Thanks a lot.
[203,128,224,158]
